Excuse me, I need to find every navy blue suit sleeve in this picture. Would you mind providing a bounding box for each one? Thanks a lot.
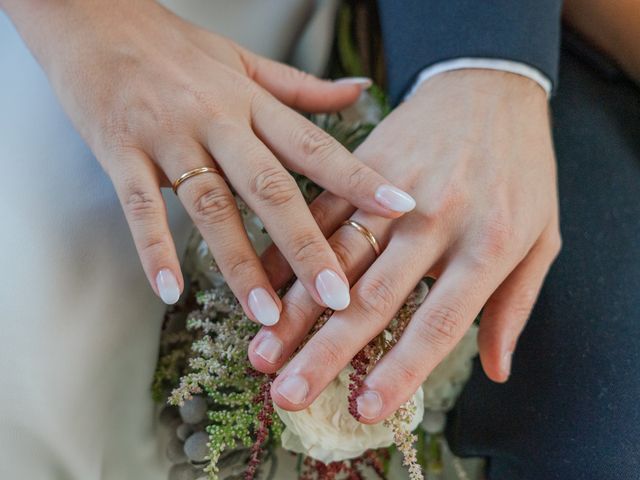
[377,0,563,103]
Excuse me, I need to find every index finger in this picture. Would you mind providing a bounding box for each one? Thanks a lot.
[251,94,416,217]
[269,236,437,411]
[261,190,354,289]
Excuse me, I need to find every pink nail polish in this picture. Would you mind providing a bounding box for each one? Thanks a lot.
[315,269,350,310]
[374,185,416,213]
[254,334,283,365]
[248,288,280,326]
[276,375,308,405]
[356,390,383,419]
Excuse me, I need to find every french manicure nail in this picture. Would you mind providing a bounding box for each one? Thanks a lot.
[248,288,280,326]
[315,269,350,310]
[156,268,180,305]
[356,390,383,419]
[375,185,416,213]
[502,350,513,378]
[254,334,283,364]
[334,76,373,89]
[276,375,308,405]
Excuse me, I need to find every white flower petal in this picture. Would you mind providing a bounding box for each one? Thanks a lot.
[276,366,423,463]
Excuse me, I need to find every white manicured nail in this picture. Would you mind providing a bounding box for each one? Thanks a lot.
[248,288,280,326]
[276,375,308,405]
[315,269,350,310]
[156,268,180,305]
[254,334,283,364]
[334,76,373,89]
[356,390,383,419]
[375,185,416,213]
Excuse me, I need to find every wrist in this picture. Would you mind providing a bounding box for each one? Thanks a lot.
[415,69,548,102]
[2,0,159,76]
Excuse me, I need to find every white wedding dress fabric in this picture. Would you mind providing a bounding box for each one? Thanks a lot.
[0,1,338,478]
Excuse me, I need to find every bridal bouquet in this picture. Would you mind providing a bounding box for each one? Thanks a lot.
[152,86,480,480]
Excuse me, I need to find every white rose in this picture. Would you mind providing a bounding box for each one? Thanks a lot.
[275,367,424,464]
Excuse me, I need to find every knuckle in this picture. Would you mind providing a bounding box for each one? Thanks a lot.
[227,255,257,279]
[346,165,370,191]
[185,87,223,118]
[311,334,344,367]
[101,117,135,153]
[293,126,337,161]
[354,277,397,319]
[129,94,176,133]
[138,234,171,260]
[284,297,308,325]
[282,64,311,84]
[249,166,298,206]
[466,214,516,269]
[191,184,237,225]
[418,181,468,222]
[123,187,160,223]
[482,214,516,256]
[385,356,422,388]
[290,233,327,265]
[418,302,465,348]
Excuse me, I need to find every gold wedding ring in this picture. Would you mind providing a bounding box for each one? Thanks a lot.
[341,220,381,256]
[172,167,220,194]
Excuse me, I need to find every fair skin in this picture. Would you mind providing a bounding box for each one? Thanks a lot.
[0,0,414,324]
[4,0,563,423]
[250,70,562,421]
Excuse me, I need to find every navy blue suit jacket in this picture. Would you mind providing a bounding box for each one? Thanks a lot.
[377,0,563,103]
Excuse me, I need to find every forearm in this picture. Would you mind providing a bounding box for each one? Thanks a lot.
[564,0,640,83]
[1,0,80,65]
[0,0,154,78]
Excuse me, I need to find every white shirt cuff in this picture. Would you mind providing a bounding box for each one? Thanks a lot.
[404,58,552,100]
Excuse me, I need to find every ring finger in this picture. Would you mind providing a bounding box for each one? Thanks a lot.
[207,123,352,311]
[158,140,281,327]
[249,211,393,373]
[269,224,447,411]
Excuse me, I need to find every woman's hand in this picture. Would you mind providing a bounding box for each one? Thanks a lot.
[250,70,561,420]
[1,0,414,322]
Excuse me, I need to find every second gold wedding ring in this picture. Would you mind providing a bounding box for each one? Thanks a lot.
[172,167,220,194]
[341,220,381,256]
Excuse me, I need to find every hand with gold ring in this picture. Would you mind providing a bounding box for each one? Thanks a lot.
[250,70,562,420]
[3,0,416,325]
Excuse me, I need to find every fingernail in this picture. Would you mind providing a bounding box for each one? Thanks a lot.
[315,269,350,310]
[502,350,513,378]
[334,76,373,89]
[356,390,383,420]
[248,288,280,326]
[375,185,416,213]
[254,334,283,365]
[156,268,180,305]
[276,375,308,405]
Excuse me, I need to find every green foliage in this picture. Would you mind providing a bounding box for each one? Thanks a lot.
[163,287,282,479]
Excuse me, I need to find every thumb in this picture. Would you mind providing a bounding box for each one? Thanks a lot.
[240,48,371,112]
